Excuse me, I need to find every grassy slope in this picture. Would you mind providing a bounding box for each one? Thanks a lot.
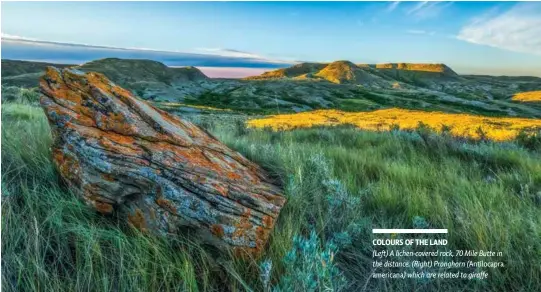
[2,102,541,291]
[1,60,74,78]
[180,87,541,119]
[1,60,74,88]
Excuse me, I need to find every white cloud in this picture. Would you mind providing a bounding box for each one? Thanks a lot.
[2,32,146,51]
[195,48,265,59]
[457,3,541,56]
[387,2,400,12]
[1,32,295,66]
[1,33,37,41]
[407,1,452,19]
[193,48,292,64]
[407,1,429,15]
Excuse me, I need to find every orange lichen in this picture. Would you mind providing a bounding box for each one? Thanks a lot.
[127,208,147,232]
[254,226,270,255]
[100,112,138,136]
[262,215,274,228]
[86,72,113,94]
[94,132,141,155]
[213,183,228,197]
[156,197,177,213]
[173,148,243,180]
[84,192,114,214]
[102,173,116,182]
[227,172,241,180]
[53,149,80,181]
[94,201,113,214]
[231,209,253,242]
[111,84,134,98]
[255,226,266,240]
[247,108,541,141]
[211,224,225,238]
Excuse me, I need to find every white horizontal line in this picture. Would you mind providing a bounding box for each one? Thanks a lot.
[373,229,448,234]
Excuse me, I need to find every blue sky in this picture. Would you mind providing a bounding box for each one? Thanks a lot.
[2,1,541,77]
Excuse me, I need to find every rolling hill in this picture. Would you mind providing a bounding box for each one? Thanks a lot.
[77,58,209,100]
[246,62,327,80]
[2,58,541,117]
[2,58,210,101]
[1,59,74,88]
[245,61,458,84]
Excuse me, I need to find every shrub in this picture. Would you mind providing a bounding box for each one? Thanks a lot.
[415,121,435,146]
[271,230,347,292]
[440,124,453,135]
[234,119,249,137]
[259,259,273,292]
[323,178,361,232]
[412,216,429,229]
[515,129,541,151]
[476,126,489,141]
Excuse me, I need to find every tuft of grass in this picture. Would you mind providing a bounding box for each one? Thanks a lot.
[2,103,541,291]
[1,86,40,104]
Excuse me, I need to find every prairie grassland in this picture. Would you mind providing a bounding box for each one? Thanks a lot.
[248,108,541,141]
[2,102,541,291]
[513,91,541,102]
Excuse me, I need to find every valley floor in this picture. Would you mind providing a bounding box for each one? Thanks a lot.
[2,101,541,291]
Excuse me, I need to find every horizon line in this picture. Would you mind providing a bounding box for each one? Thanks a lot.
[3,57,541,79]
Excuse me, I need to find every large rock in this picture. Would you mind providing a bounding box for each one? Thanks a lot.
[39,67,286,255]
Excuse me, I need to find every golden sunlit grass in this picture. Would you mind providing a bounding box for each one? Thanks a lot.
[314,61,358,84]
[247,108,541,141]
[512,91,541,102]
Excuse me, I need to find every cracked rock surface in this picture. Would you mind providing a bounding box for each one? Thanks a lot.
[40,67,286,255]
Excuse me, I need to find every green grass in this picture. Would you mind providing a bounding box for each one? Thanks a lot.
[2,103,541,291]
[183,92,293,115]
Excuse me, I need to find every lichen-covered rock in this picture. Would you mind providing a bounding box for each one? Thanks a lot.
[40,67,286,255]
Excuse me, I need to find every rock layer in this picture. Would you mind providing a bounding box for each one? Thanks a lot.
[40,67,286,255]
